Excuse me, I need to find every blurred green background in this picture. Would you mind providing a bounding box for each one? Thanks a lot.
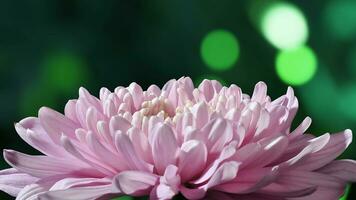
[0,0,356,199]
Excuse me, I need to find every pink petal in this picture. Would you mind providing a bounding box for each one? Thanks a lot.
[39,184,113,200]
[180,186,206,200]
[16,176,61,200]
[205,161,240,189]
[295,130,353,170]
[3,150,82,178]
[109,115,132,136]
[39,107,78,143]
[289,117,312,139]
[128,82,144,109]
[190,102,209,129]
[0,168,38,196]
[178,140,207,182]
[231,143,262,169]
[199,80,215,102]
[78,87,102,112]
[60,135,114,176]
[319,159,356,182]
[151,123,179,174]
[114,132,153,172]
[191,142,237,185]
[260,170,344,197]
[290,187,345,200]
[15,117,67,157]
[128,127,153,163]
[251,81,267,103]
[64,100,79,123]
[17,184,49,200]
[281,133,330,168]
[214,167,279,194]
[87,132,128,171]
[207,118,233,153]
[252,135,289,167]
[157,184,177,200]
[49,177,111,191]
[157,165,181,199]
[113,171,158,196]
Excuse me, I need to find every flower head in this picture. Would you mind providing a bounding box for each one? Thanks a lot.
[1,77,356,200]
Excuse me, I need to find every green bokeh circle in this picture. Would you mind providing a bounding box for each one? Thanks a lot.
[276,46,317,86]
[200,30,239,71]
[261,2,308,50]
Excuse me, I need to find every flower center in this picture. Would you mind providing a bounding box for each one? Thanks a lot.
[139,97,175,118]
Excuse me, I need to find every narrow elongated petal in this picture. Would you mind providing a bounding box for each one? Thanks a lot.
[113,171,158,196]
[39,107,78,143]
[15,118,67,157]
[4,150,80,178]
[0,168,38,196]
[205,161,240,189]
[178,140,207,181]
[214,167,279,194]
[319,159,356,182]
[191,142,237,185]
[151,123,179,174]
[40,185,113,200]
[114,132,153,172]
[295,130,353,170]
[16,184,48,200]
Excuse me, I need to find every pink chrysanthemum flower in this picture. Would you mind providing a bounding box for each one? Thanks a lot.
[1,77,356,200]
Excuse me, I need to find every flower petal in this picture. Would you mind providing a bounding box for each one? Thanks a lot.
[3,150,82,178]
[113,171,158,196]
[214,167,279,194]
[191,142,237,185]
[151,123,179,174]
[114,132,153,172]
[49,177,111,191]
[319,159,356,182]
[201,118,233,154]
[251,81,267,103]
[39,185,113,200]
[260,170,344,198]
[16,184,49,200]
[15,117,67,157]
[0,168,38,196]
[87,132,128,171]
[39,107,79,143]
[109,115,132,136]
[295,130,353,171]
[60,135,114,176]
[178,140,207,182]
[281,133,330,168]
[190,102,209,129]
[205,161,240,189]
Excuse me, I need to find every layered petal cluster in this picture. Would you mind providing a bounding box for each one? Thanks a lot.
[1,77,356,200]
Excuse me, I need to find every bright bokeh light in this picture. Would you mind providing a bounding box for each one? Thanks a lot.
[324,0,356,40]
[276,46,317,85]
[201,30,239,71]
[261,2,308,49]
